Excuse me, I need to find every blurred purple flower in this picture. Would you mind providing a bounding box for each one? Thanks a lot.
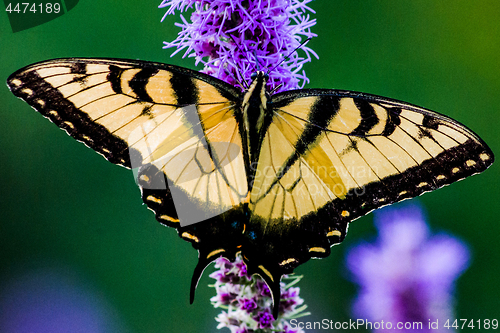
[159,0,318,92]
[347,203,470,332]
[0,266,127,333]
[210,255,309,333]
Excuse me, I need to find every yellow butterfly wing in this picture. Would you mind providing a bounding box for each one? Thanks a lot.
[245,90,493,284]
[7,58,249,226]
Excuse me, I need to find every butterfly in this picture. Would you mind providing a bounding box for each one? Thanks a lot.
[7,58,494,317]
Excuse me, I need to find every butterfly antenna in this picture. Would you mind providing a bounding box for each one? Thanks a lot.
[229,33,264,72]
[252,49,265,72]
[224,65,248,90]
[267,37,312,75]
[269,83,283,95]
[228,34,250,88]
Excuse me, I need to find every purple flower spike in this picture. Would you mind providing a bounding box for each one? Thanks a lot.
[159,0,318,92]
[254,309,275,329]
[239,298,258,312]
[280,286,303,313]
[210,256,309,333]
[347,203,470,332]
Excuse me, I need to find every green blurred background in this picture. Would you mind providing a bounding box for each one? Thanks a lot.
[1,1,499,332]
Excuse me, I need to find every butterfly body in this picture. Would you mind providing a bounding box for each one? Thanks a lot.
[7,58,494,317]
[240,71,271,170]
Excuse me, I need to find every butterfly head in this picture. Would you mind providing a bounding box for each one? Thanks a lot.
[250,71,269,82]
[247,71,270,98]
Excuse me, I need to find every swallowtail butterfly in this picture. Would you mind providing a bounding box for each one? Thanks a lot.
[7,58,494,316]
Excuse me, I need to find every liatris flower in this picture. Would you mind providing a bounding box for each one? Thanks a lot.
[210,255,309,333]
[346,203,470,332]
[159,0,318,92]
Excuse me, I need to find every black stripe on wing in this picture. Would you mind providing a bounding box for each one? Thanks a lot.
[129,67,159,102]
